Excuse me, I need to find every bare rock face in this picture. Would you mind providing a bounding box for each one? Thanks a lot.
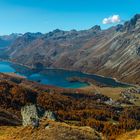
[136,46,140,56]
[123,14,140,31]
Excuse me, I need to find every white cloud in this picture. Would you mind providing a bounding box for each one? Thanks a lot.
[102,15,121,24]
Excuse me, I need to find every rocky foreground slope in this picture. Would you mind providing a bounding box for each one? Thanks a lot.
[2,14,140,85]
[0,73,140,139]
[0,120,103,140]
[116,130,140,140]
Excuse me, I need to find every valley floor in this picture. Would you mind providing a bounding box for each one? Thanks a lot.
[80,85,140,106]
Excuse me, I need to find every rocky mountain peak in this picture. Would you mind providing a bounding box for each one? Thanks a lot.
[23,32,42,38]
[51,29,65,35]
[132,14,140,22]
[44,29,65,38]
[123,14,140,31]
[115,24,123,31]
[90,25,101,31]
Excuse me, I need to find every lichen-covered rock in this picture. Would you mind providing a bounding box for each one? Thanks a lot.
[21,104,57,127]
[21,104,39,126]
[44,111,57,121]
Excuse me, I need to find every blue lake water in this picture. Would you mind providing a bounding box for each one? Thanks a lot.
[0,61,128,88]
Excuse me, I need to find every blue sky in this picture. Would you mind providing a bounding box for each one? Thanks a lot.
[0,0,140,35]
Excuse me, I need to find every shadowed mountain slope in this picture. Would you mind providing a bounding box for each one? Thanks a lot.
[2,14,140,85]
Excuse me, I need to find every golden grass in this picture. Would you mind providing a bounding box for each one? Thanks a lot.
[80,85,127,101]
[0,120,104,140]
[80,85,140,106]
[0,126,21,140]
[116,130,140,140]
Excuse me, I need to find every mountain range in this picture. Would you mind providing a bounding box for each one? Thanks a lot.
[0,33,22,49]
[1,14,140,85]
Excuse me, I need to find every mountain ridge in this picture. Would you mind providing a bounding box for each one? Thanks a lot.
[1,14,140,85]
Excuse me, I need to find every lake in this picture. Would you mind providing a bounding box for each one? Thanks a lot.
[0,61,128,88]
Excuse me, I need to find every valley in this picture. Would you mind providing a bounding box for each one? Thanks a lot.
[1,14,140,86]
[0,13,140,140]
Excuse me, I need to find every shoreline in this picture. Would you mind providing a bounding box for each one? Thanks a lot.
[0,59,137,88]
[4,72,26,79]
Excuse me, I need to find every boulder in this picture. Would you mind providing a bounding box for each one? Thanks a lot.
[21,104,57,127]
[21,104,39,127]
[44,111,57,121]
